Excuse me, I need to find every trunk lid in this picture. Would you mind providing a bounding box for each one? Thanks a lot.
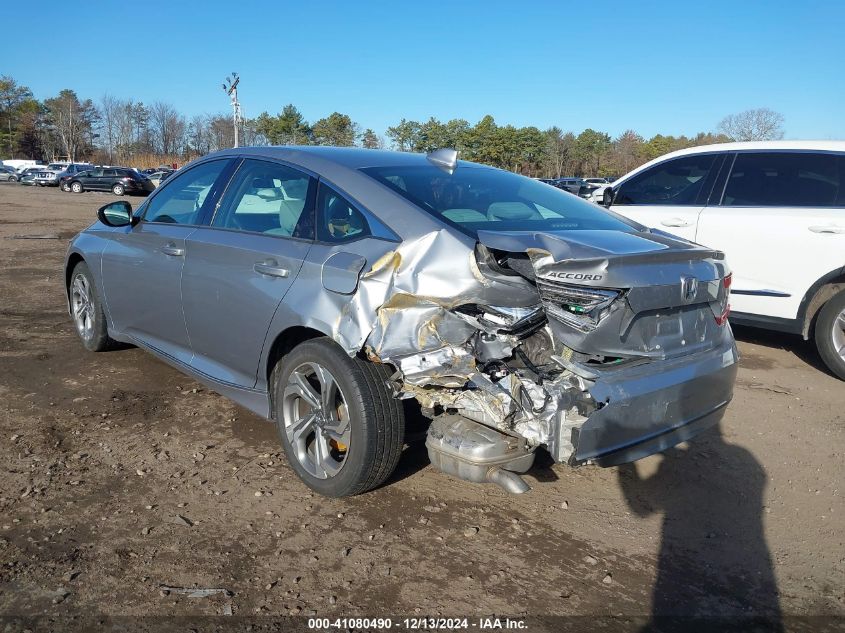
[476,229,731,361]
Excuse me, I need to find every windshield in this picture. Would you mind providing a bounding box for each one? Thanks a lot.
[361,164,634,237]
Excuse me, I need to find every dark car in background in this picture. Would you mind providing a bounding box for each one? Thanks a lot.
[63,167,155,196]
[18,167,45,186]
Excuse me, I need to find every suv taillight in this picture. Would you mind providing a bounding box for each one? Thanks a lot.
[715,273,732,326]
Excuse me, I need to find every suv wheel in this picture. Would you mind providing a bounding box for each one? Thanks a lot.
[112,183,125,196]
[815,289,845,380]
[71,182,83,193]
[273,338,405,497]
[70,262,118,352]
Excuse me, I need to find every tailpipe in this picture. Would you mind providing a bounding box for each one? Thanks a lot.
[425,415,535,494]
[486,467,530,494]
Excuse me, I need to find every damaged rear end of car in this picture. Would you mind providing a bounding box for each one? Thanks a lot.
[339,159,739,493]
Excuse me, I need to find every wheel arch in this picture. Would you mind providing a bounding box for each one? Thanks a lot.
[798,267,845,339]
[65,252,86,300]
[263,326,329,418]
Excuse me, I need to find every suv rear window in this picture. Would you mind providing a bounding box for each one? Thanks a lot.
[722,152,845,207]
[360,165,634,237]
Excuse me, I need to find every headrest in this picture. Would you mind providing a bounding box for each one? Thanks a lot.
[487,201,541,221]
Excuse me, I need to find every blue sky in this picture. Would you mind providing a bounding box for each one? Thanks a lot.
[3,0,843,140]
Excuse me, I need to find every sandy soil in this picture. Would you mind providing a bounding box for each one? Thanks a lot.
[0,182,842,629]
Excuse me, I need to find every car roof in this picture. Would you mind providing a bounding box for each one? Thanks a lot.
[212,145,484,172]
[654,140,845,159]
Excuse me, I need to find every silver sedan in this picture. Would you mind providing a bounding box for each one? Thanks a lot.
[64,146,738,497]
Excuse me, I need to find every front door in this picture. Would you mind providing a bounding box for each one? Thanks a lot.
[99,159,233,365]
[611,153,726,242]
[182,158,316,387]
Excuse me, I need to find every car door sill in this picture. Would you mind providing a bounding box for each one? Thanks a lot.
[126,334,272,420]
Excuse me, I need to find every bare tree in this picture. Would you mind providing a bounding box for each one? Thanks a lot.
[149,101,186,155]
[717,108,785,141]
[99,94,122,162]
[43,90,98,162]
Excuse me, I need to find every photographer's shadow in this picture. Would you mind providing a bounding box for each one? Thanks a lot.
[616,424,782,629]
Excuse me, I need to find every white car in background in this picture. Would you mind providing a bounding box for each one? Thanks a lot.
[604,141,845,379]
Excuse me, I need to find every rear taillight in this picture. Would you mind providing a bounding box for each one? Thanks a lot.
[715,273,732,325]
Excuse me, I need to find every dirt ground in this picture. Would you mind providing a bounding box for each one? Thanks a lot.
[0,183,842,629]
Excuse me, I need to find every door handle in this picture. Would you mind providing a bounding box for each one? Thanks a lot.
[808,225,845,234]
[254,261,290,278]
[161,244,185,257]
[660,218,693,228]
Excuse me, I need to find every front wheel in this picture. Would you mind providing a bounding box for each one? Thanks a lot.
[273,338,405,497]
[815,290,845,380]
[70,262,118,352]
[71,182,83,193]
[112,183,125,196]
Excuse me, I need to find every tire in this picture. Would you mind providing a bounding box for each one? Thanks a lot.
[272,337,405,497]
[71,181,83,193]
[814,289,845,380]
[112,183,125,196]
[69,261,118,352]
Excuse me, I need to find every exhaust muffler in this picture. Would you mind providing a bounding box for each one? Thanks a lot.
[425,415,535,494]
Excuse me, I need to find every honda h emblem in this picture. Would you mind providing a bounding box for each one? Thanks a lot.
[681,276,699,303]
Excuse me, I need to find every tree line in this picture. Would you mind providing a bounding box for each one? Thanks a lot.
[0,75,785,176]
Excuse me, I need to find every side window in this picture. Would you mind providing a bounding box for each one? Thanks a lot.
[90,169,104,177]
[615,154,718,205]
[316,185,371,243]
[722,152,843,207]
[144,160,229,225]
[103,169,117,177]
[212,159,315,238]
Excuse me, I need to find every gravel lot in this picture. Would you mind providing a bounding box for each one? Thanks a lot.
[0,183,842,628]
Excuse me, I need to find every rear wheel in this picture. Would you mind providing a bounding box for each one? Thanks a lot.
[112,183,125,196]
[814,289,845,380]
[70,261,118,352]
[273,338,405,497]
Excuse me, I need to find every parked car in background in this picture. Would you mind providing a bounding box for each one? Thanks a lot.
[552,177,587,194]
[65,146,737,497]
[18,166,46,185]
[63,167,155,196]
[1,159,46,172]
[0,166,18,182]
[604,140,845,379]
[34,163,92,186]
[146,170,174,188]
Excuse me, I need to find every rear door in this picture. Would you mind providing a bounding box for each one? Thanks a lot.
[611,153,726,242]
[181,158,316,387]
[100,168,118,191]
[99,159,234,364]
[82,168,103,189]
[696,151,845,320]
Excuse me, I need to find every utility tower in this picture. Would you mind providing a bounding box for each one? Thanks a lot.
[222,73,242,148]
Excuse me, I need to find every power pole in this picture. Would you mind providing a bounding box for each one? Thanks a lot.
[222,73,242,148]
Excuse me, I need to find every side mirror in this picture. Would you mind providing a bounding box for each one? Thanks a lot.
[601,187,615,208]
[97,200,135,227]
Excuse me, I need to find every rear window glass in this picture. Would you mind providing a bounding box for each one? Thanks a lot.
[360,165,634,237]
[723,152,845,207]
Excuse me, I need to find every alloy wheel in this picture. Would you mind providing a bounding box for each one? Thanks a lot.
[833,307,845,362]
[71,273,95,342]
[281,362,351,479]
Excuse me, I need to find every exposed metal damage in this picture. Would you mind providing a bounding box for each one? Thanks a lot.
[320,227,737,493]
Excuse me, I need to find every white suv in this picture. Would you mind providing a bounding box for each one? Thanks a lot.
[605,141,845,379]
